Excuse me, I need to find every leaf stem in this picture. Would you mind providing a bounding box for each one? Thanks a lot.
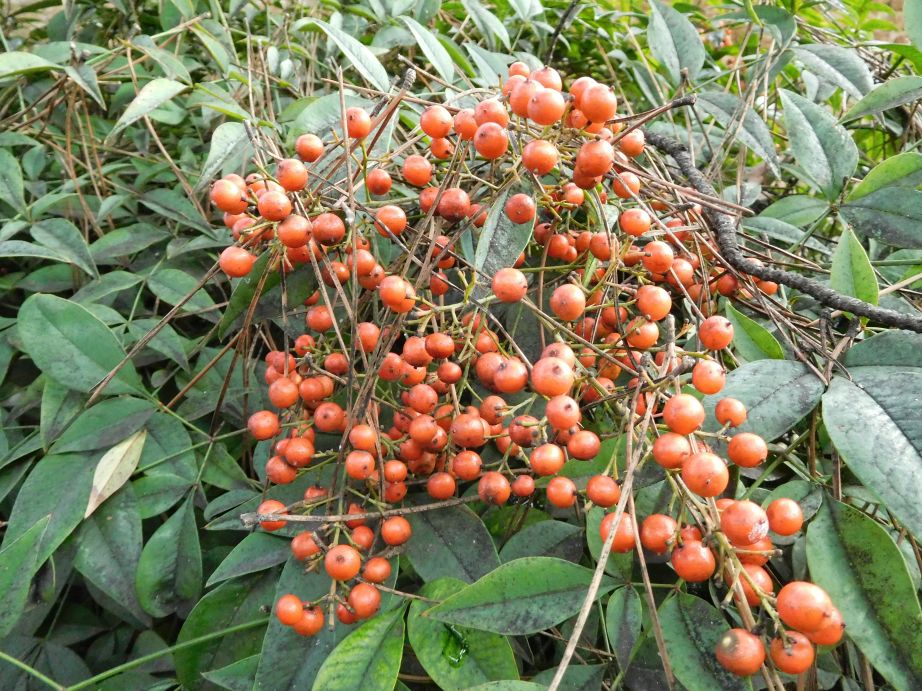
[0,650,63,690]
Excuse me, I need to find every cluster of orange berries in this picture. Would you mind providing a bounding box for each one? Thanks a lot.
[209,58,814,659]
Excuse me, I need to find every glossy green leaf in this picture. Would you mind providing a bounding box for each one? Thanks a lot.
[822,371,922,541]
[0,148,26,213]
[530,664,606,690]
[74,486,149,625]
[106,78,189,143]
[829,227,878,305]
[136,494,202,618]
[695,91,779,174]
[841,187,922,248]
[408,578,518,690]
[301,19,390,92]
[606,586,642,671]
[780,88,858,200]
[758,194,830,227]
[0,515,51,637]
[793,44,873,99]
[206,533,290,587]
[17,293,142,395]
[702,360,825,441]
[400,17,455,82]
[843,76,922,121]
[174,573,274,691]
[0,240,71,265]
[202,654,260,691]
[499,519,584,563]
[312,603,408,691]
[844,329,922,371]
[658,593,745,691]
[406,502,501,583]
[725,302,785,361]
[197,122,249,191]
[51,397,154,454]
[1,453,94,565]
[424,557,615,635]
[472,184,535,300]
[648,1,705,85]
[133,473,192,518]
[807,499,922,688]
[848,152,922,201]
[31,219,97,277]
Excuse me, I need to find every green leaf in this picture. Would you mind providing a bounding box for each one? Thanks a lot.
[829,226,878,306]
[174,573,274,691]
[74,485,149,625]
[695,91,779,174]
[134,473,191,518]
[807,499,922,688]
[301,19,391,92]
[647,1,705,86]
[848,152,922,201]
[793,44,873,99]
[724,302,785,361]
[0,453,95,565]
[905,0,922,52]
[51,397,154,453]
[17,293,142,395]
[0,240,71,264]
[424,557,615,635]
[400,17,455,83]
[530,664,606,690]
[743,215,830,254]
[0,148,26,213]
[206,532,290,587]
[658,593,745,691]
[499,520,584,563]
[218,252,280,337]
[702,360,825,441]
[406,502,501,583]
[254,558,350,689]
[197,122,250,191]
[140,188,213,234]
[472,184,535,300]
[136,494,202,618]
[0,51,58,80]
[841,187,922,248]
[0,515,51,637]
[779,88,858,200]
[461,0,511,51]
[30,219,97,276]
[202,655,260,691]
[40,379,84,448]
[148,267,216,311]
[466,684,545,691]
[312,604,408,691]
[606,586,642,671]
[106,78,189,143]
[822,371,922,541]
[408,578,519,690]
[84,429,146,518]
[844,329,922,372]
[843,76,922,121]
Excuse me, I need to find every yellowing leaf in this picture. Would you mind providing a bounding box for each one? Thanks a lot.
[85,429,147,518]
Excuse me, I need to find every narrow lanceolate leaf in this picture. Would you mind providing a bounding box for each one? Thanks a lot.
[85,429,147,518]
[843,76,922,121]
[658,594,745,691]
[106,78,189,143]
[695,91,779,174]
[606,586,643,671]
[702,360,825,441]
[18,294,143,395]
[196,122,249,191]
[822,371,922,541]
[829,226,878,306]
[807,499,922,689]
[302,19,390,92]
[725,302,785,361]
[793,44,873,99]
[408,578,519,690]
[0,515,51,637]
[779,89,858,200]
[647,1,705,85]
[848,152,922,200]
[312,604,408,691]
[423,557,616,635]
[0,148,26,214]
[400,17,455,83]
[31,219,98,277]
[206,532,290,587]
[472,183,535,300]
[136,494,202,618]
[0,51,58,80]
[406,502,501,583]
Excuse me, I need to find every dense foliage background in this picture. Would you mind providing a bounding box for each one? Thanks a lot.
[2,0,922,689]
